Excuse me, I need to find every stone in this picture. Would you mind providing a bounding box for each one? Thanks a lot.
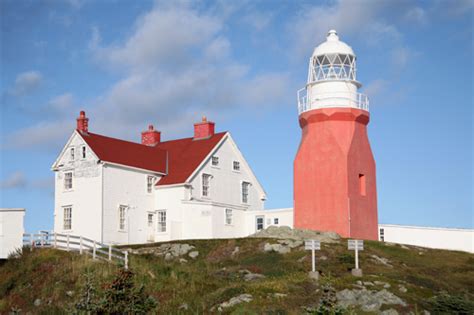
[297,255,307,263]
[164,253,173,261]
[34,299,41,307]
[231,246,239,257]
[218,294,253,311]
[179,258,188,264]
[244,273,265,281]
[374,281,391,288]
[351,268,363,277]
[336,289,406,312]
[381,309,399,315]
[264,243,273,252]
[356,280,363,285]
[272,293,287,298]
[188,251,199,259]
[263,243,291,254]
[319,255,328,261]
[308,271,319,280]
[179,303,189,310]
[66,291,74,297]
[398,285,407,293]
[363,281,374,286]
[371,254,393,268]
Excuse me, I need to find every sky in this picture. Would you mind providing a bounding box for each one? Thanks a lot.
[1,0,473,233]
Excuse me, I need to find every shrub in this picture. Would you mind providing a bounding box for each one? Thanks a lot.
[428,292,474,314]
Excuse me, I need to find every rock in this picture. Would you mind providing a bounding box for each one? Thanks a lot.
[218,294,253,311]
[272,293,287,298]
[188,251,199,259]
[179,258,188,264]
[351,268,363,277]
[398,285,407,293]
[239,269,265,281]
[356,280,363,286]
[231,246,239,257]
[319,255,328,261]
[336,289,406,312]
[264,243,273,252]
[422,310,430,315]
[179,303,189,310]
[381,309,399,315]
[264,243,291,254]
[66,291,74,297]
[147,270,156,279]
[34,299,41,307]
[308,271,319,280]
[371,254,393,268]
[164,253,173,261]
[363,281,374,286]
[374,281,391,289]
[400,245,410,250]
[297,255,307,263]
[250,226,340,243]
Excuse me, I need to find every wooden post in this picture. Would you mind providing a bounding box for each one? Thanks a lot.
[124,252,128,270]
[93,240,96,260]
[67,234,70,251]
[108,245,112,261]
[80,236,83,254]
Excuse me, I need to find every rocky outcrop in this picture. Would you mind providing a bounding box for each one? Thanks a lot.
[336,288,406,312]
[250,226,340,243]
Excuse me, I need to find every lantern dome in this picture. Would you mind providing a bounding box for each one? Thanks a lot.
[312,30,354,57]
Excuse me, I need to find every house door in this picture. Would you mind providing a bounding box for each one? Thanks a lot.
[147,212,155,242]
[256,215,264,232]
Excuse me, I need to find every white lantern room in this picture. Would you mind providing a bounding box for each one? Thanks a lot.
[297,30,369,114]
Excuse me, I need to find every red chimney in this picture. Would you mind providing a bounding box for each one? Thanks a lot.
[141,124,161,146]
[194,116,215,140]
[77,110,89,133]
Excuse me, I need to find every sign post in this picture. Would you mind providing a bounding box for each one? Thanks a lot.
[348,239,364,277]
[305,239,321,280]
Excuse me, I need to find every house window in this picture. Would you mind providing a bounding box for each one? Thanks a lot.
[119,205,127,231]
[157,210,166,232]
[148,213,154,227]
[147,176,154,193]
[70,148,75,160]
[212,156,219,166]
[202,174,211,197]
[225,209,233,225]
[256,216,264,231]
[379,228,385,242]
[242,181,250,203]
[63,207,72,230]
[359,174,366,196]
[81,146,86,159]
[233,161,240,171]
[64,172,73,190]
[274,218,279,225]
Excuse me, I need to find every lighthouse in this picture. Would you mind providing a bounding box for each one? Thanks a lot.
[294,30,378,240]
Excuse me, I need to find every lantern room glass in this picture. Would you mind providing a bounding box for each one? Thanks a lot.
[308,53,356,83]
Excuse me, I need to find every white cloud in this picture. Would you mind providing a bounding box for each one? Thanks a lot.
[242,11,274,31]
[0,171,27,189]
[8,71,43,97]
[404,7,428,26]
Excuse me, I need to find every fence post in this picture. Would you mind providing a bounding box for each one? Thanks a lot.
[54,232,57,248]
[40,233,44,247]
[67,234,70,251]
[124,251,128,270]
[30,233,33,251]
[93,240,96,260]
[108,245,112,261]
[80,236,83,255]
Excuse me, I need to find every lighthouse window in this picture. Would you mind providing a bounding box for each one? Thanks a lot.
[359,174,366,196]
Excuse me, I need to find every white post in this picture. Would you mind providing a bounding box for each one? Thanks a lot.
[80,236,83,255]
[53,232,57,248]
[40,233,44,247]
[355,241,359,269]
[93,240,96,260]
[311,240,316,272]
[30,233,33,251]
[124,252,128,270]
[67,234,70,251]
[108,245,112,261]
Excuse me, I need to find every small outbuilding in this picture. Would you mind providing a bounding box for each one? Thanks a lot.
[0,208,25,259]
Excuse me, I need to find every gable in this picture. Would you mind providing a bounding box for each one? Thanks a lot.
[51,131,99,169]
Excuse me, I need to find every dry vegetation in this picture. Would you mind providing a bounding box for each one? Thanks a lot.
[0,238,473,314]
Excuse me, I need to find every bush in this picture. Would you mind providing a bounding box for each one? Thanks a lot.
[428,292,474,314]
[74,268,157,314]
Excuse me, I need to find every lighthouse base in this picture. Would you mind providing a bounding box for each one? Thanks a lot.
[294,108,378,240]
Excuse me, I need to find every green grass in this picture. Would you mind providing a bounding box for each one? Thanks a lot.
[0,238,473,314]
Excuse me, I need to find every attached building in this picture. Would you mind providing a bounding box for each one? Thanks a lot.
[0,208,25,259]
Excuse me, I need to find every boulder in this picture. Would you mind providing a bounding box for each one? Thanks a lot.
[250,226,340,243]
[188,251,199,259]
[218,294,253,311]
[336,289,406,312]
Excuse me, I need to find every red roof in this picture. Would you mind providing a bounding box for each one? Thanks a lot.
[79,131,227,185]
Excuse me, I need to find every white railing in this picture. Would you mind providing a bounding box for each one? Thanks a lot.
[23,232,128,269]
[297,88,369,115]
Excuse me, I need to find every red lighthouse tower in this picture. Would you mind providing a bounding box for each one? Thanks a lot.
[294,30,378,240]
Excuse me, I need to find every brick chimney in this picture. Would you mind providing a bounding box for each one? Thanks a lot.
[194,116,215,140]
[77,110,89,133]
[141,124,161,146]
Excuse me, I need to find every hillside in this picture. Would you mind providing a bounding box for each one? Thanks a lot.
[1,231,473,314]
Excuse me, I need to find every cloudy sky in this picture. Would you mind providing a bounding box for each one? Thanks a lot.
[1,0,472,232]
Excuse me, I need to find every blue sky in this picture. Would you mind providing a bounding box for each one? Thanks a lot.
[1,0,472,232]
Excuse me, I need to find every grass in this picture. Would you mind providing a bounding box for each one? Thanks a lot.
[0,238,473,314]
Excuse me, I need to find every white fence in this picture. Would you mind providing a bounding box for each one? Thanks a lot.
[23,232,128,269]
[297,88,369,115]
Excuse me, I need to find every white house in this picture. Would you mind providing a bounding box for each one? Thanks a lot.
[0,208,25,259]
[52,112,292,245]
